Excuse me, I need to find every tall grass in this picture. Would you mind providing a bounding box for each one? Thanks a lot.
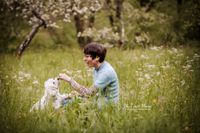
[0,46,200,133]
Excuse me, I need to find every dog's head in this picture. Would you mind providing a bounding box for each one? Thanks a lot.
[44,78,60,96]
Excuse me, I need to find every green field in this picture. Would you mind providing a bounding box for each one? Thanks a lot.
[0,46,200,133]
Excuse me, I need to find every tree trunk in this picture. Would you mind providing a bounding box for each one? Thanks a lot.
[105,0,114,26]
[139,0,150,7]
[74,12,96,47]
[177,0,182,14]
[87,11,95,43]
[88,12,95,28]
[17,10,46,58]
[105,0,125,47]
[115,0,125,47]
[145,1,156,12]
[74,15,87,47]
[17,23,42,57]
[139,0,158,12]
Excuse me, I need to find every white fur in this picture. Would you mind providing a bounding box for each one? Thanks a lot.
[30,78,68,112]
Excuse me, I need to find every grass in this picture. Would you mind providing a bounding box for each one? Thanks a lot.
[0,46,200,133]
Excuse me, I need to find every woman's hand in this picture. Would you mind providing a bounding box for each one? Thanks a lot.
[58,73,71,82]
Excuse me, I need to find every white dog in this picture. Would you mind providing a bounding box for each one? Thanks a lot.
[30,78,69,112]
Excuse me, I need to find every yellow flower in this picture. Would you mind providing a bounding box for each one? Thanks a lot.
[152,99,157,103]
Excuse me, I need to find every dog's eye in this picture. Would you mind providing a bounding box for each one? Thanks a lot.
[53,82,55,84]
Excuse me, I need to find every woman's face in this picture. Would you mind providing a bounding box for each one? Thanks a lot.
[83,54,98,68]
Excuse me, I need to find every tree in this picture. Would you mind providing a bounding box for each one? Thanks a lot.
[72,0,101,47]
[105,0,125,47]
[177,0,182,14]
[181,0,200,41]
[0,1,26,52]
[139,0,159,12]
[4,0,101,57]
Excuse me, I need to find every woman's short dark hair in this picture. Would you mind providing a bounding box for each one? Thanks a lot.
[84,42,107,63]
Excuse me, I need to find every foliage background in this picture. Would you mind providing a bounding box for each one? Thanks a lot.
[0,0,200,52]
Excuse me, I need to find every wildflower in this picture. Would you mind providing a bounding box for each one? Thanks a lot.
[182,64,192,71]
[49,22,60,28]
[156,72,160,76]
[152,99,157,103]
[18,71,31,79]
[146,64,155,69]
[76,70,81,73]
[155,54,161,59]
[172,48,178,53]
[13,75,17,79]
[186,59,194,63]
[17,72,29,81]
[168,49,173,54]
[189,70,194,72]
[177,53,183,57]
[175,60,180,65]
[140,54,149,59]
[150,46,162,51]
[86,68,93,72]
[161,65,170,69]
[144,74,151,79]
[63,18,71,22]
[27,86,33,91]
[62,69,73,75]
[138,77,144,82]
[157,96,167,104]
[117,61,123,65]
[32,80,39,85]
[135,71,139,76]
[184,126,189,131]
[143,82,151,89]
[77,32,82,37]
[193,53,200,58]
[181,80,185,86]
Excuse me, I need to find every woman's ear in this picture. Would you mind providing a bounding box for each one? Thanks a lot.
[95,56,100,61]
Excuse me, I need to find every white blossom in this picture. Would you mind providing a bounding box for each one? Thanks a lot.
[144,74,151,79]
[181,80,185,86]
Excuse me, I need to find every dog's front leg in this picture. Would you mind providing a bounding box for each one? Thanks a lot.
[30,94,50,112]
[53,98,62,109]
[39,95,50,109]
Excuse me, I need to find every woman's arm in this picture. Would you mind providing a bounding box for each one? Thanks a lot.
[58,73,97,96]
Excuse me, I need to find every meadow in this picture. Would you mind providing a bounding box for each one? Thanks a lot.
[0,46,200,133]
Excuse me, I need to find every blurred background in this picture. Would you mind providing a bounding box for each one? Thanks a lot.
[0,0,199,54]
